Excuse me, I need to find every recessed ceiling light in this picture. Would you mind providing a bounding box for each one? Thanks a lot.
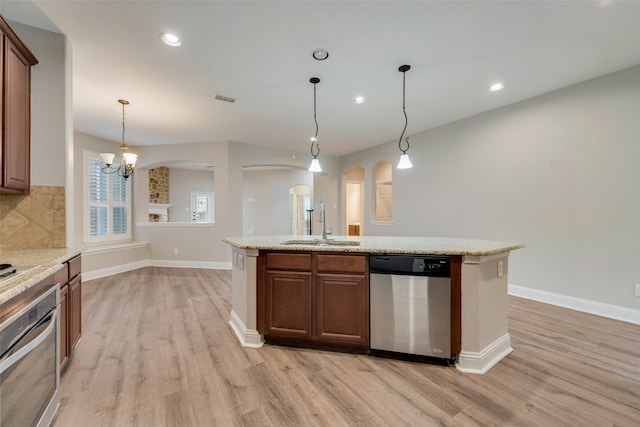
[355,96,365,104]
[160,32,182,47]
[489,83,505,92]
[312,48,329,61]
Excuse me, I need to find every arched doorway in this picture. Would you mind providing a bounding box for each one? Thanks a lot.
[290,184,311,235]
[344,166,365,236]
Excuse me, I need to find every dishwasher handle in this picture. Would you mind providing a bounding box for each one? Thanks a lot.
[369,254,451,277]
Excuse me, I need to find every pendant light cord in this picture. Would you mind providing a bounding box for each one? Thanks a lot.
[119,99,130,153]
[121,102,126,149]
[311,79,320,158]
[398,68,410,154]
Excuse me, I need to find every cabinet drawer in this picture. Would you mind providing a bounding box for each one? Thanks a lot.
[68,255,82,279]
[266,252,311,271]
[316,254,366,274]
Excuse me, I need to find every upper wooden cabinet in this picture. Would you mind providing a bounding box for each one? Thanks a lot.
[0,15,38,195]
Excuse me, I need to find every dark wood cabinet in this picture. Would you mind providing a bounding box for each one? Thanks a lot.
[0,15,38,195]
[58,281,69,368]
[69,274,82,350]
[57,254,82,371]
[258,251,369,351]
[264,270,312,339]
[316,273,368,346]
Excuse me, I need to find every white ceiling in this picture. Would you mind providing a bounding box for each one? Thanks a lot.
[2,0,640,157]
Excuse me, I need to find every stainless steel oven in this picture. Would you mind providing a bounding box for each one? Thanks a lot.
[0,284,60,427]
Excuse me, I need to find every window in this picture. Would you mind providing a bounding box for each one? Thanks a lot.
[84,151,132,243]
[191,191,214,223]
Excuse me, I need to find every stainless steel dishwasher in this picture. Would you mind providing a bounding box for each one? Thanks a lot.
[370,254,452,362]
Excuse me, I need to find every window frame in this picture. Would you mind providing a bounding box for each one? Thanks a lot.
[83,149,133,244]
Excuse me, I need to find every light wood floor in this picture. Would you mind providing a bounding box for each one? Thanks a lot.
[54,267,640,426]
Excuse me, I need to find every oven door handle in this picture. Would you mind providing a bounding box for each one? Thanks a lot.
[0,308,57,375]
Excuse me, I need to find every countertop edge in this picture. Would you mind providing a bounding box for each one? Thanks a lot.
[223,237,525,256]
[0,247,85,305]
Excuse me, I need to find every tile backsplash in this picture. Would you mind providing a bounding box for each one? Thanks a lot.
[0,186,66,250]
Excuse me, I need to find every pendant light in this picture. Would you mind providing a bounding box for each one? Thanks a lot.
[308,77,322,172]
[396,65,413,169]
[101,99,138,179]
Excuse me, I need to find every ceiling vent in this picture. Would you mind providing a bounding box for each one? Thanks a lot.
[215,94,236,103]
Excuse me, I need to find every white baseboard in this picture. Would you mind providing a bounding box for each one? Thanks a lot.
[456,333,512,374]
[509,284,640,325]
[229,310,264,348]
[83,259,232,281]
[150,259,232,270]
[83,260,150,281]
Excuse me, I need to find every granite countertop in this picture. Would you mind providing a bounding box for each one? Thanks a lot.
[0,247,84,305]
[223,235,524,256]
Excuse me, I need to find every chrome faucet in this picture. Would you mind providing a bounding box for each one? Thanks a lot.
[320,201,331,240]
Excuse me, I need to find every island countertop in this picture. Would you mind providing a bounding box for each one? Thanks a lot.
[0,247,84,305]
[223,235,524,256]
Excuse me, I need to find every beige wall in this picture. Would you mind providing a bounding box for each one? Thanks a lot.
[10,21,67,187]
[341,65,640,311]
[0,22,69,250]
[242,168,313,236]
[168,168,214,223]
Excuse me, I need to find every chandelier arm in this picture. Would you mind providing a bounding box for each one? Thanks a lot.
[101,165,119,174]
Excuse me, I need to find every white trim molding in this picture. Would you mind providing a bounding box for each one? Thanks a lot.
[83,241,149,255]
[229,310,264,348]
[83,259,149,281]
[456,333,512,374]
[150,259,231,270]
[84,258,232,281]
[135,222,216,227]
[509,284,640,325]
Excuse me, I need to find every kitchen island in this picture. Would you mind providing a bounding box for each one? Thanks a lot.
[223,235,523,374]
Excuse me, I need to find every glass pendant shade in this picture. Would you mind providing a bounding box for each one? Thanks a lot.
[397,153,413,169]
[308,158,322,172]
[123,152,138,166]
[100,152,116,166]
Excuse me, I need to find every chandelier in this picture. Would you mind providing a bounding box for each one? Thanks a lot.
[101,99,137,179]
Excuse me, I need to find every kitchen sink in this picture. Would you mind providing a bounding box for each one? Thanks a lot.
[281,239,361,247]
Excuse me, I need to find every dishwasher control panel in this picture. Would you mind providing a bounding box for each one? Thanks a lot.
[370,255,450,277]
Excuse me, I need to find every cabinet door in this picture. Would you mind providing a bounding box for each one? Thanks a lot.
[265,271,312,339]
[59,283,69,369]
[69,275,82,350]
[316,273,368,347]
[2,37,31,193]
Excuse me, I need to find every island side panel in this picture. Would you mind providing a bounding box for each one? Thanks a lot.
[457,252,512,374]
[229,247,263,347]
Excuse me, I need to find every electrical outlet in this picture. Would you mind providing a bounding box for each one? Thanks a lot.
[173,247,179,255]
[497,260,504,277]
[635,283,640,297]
